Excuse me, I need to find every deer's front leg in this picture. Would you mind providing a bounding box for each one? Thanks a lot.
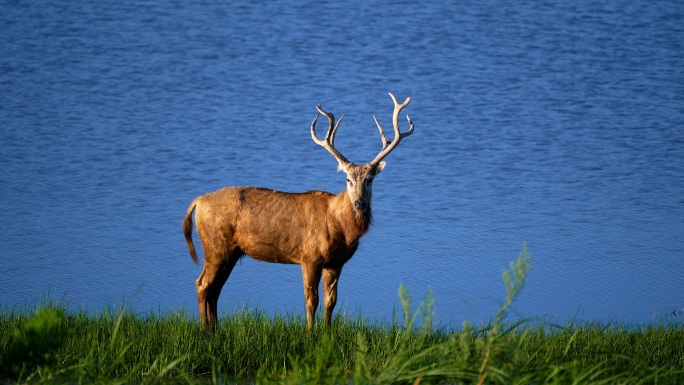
[301,263,322,330]
[322,267,341,326]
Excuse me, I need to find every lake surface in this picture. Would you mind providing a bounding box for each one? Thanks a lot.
[1,0,683,327]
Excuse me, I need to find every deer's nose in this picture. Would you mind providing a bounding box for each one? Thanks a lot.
[354,199,367,211]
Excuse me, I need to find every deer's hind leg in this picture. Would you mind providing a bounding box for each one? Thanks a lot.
[196,251,239,331]
[195,217,241,330]
[206,250,240,326]
[196,262,221,330]
[196,267,209,328]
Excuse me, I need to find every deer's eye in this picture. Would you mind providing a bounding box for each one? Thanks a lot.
[347,178,352,185]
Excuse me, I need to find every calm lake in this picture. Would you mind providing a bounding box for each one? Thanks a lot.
[1,0,683,326]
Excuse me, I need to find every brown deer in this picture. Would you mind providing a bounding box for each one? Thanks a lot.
[183,93,414,330]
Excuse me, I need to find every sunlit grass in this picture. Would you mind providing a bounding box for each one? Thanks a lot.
[2,244,683,384]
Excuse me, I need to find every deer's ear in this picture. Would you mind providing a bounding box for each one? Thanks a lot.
[374,162,386,175]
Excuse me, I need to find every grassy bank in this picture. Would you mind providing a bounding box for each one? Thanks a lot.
[2,247,683,384]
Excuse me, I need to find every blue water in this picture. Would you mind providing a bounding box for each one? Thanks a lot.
[1,0,683,326]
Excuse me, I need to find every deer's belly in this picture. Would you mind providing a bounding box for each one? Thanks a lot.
[242,242,301,265]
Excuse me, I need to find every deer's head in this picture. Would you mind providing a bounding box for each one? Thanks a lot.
[311,93,413,213]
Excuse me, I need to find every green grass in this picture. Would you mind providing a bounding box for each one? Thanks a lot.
[2,245,684,384]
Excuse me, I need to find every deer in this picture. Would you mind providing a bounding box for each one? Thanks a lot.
[183,93,414,330]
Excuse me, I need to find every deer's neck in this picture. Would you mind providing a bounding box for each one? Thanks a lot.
[331,190,372,244]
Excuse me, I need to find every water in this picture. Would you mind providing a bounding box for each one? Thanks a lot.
[1,0,683,326]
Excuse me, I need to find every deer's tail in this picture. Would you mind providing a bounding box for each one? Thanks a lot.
[183,197,201,266]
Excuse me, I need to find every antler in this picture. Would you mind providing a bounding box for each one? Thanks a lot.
[311,105,351,167]
[369,93,414,166]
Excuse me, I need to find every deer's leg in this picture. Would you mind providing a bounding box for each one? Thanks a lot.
[322,267,342,326]
[196,267,209,328]
[197,262,227,331]
[206,270,225,326]
[196,264,218,330]
[301,263,323,330]
[206,256,239,329]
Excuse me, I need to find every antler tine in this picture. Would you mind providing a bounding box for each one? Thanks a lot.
[373,115,390,151]
[316,104,334,142]
[331,115,344,147]
[369,93,414,166]
[311,104,351,166]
